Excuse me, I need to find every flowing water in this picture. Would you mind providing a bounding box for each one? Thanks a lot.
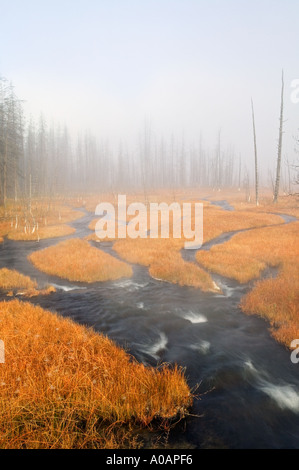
[0,202,298,449]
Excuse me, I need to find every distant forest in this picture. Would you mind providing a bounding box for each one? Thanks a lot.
[0,76,297,207]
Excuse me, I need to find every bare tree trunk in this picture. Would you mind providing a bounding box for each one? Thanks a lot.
[3,138,7,214]
[217,129,221,190]
[273,71,284,203]
[29,173,32,213]
[251,98,259,206]
[238,155,241,191]
[286,158,291,194]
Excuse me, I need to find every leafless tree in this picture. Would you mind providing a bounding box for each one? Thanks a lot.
[273,70,285,203]
[251,98,259,205]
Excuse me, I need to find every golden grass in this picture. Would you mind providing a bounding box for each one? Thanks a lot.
[7,224,76,241]
[41,204,84,225]
[0,268,37,291]
[28,238,133,283]
[3,190,298,349]
[0,221,12,240]
[0,268,56,298]
[113,238,217,291]
[199,205,283,244]
[197,221,298,282]
[240,263,299,348]
[196,221,299,348]
[17,285,57,298]
[0,299,192,449]
[86,218,117,242]
[212,189,299,218]
[109,204,282,291]
[0,199,84,241]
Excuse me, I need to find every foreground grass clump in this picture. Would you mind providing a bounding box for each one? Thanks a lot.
[29,238,133,283]
[0,300,192,449]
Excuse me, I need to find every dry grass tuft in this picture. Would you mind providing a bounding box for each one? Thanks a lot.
[17,285,57,298]
[0,299,192,449]
[0,221,13,240]
[7,224,75,241]
[28,238,133,283]
[0,268,37,291]
[0,199,83,241]
[0,268,56,298]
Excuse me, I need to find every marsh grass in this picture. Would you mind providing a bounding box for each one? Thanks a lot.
[0,268,37,291]
[113,237,217,291]
[28,238,133,283]
[0,300,192,449]
[0,268,56,298]
[7,224,76,241]
[109,204,282,291]
[196,221,299,348]
[0,199,83,242]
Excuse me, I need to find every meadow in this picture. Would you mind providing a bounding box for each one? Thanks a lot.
[0,188,298,448]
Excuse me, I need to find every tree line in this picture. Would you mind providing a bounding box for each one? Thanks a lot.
[0,75,297,209]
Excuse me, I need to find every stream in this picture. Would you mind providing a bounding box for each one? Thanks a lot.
[0,201,299,449]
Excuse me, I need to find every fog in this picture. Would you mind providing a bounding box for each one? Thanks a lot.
[0,0,298,195]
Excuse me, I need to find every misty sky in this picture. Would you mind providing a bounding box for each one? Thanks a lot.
[1,0,298,179]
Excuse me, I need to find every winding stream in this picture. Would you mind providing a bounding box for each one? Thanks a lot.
[0,202,299,449]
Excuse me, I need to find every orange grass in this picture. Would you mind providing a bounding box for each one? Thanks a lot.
[113,237,217,292]
[17,285,57,298]
[7,224,75,241]
[0,199,84,241]
[0,268,56,298]
[240,263,299,348]
[111,205,282,291]
[0,268,37,291]
[0,300,192,449]
[28,238,133,283]
[197,221,299,282]
[0,221,12,240]
[199,205,283,244]
[209,189,299,218]
[196,221,299,348]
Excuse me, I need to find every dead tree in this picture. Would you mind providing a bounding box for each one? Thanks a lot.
[251,98,259,206]
[273,71,285,203]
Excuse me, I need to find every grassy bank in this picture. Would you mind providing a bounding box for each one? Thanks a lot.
[196,220,299,348]
[0,300,192,449]
[28,238,133,283]
[0,199,82,242]
[0,268,56,298]
[7,224,75,241]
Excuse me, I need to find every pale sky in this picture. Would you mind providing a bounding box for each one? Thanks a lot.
[1,0,298,178]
